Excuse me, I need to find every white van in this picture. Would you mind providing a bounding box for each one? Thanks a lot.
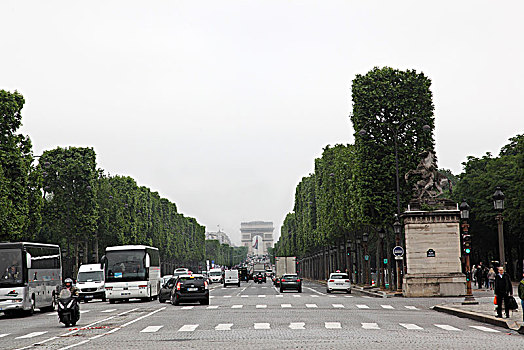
[224,270,240,287]
[77,264,106,302]
[208,268,223,284]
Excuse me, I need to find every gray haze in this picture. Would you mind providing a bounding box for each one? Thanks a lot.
[1,1,523,245]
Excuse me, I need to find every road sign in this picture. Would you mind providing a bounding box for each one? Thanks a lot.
[393,246,404,257]
[364,255,369,261]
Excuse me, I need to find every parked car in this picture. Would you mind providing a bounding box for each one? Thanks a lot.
[224,270,240,287]
[170,274,209,305]
[159,277,176,303]
[279,274,302,293]
[326,272,351,294]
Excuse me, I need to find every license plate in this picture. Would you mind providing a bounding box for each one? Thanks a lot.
[187,288,198,292]
[121,292,130,295]
[336,283,343,285]
[85,295,93,298]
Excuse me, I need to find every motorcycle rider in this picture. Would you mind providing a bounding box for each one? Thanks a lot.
[62,278,80,296]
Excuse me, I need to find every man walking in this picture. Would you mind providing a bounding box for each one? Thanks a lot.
[494,266,512,318]
[476,262,484,289]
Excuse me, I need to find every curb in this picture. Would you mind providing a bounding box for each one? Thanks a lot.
[351,286,389,298]
[433,304,524,334]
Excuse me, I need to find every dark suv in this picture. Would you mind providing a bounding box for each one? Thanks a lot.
[171,274,209,305]
[279,274,302,293]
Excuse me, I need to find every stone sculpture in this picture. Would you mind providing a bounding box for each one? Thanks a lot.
[404,150,451,201]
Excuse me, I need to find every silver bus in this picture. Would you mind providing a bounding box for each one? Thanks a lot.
[102,245,161,303]
[0,242,61,316]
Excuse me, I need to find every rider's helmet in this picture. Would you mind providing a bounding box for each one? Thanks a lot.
[64,278,74,289]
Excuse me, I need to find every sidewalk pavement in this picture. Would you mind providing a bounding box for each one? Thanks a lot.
[434,283,524,334]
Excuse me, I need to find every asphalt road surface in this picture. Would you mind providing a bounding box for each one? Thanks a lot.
[1,280,521,349]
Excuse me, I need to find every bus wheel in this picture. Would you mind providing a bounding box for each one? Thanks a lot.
[109,299,115,304]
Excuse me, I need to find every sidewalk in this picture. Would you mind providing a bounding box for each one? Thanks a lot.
[434,283,524,334]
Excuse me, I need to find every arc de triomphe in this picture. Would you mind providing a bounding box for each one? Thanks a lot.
[241,221,274,255]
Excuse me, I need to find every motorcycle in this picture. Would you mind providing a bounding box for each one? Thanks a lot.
[254,274,265,284]
[57,289,80,327]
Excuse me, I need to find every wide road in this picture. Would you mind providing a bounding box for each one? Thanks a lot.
[1,280,521,349]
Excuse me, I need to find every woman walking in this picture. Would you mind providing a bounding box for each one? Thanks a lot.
[488,268,496,290]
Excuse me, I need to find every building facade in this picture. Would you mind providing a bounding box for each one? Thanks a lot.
[240,221,274,255]
[205,230,233,246]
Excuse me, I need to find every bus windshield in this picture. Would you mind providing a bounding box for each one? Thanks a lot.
[106,250,146,282]
[0,249,23,286]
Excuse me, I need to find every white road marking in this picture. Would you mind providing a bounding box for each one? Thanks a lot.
[215,323,233,331]
[209,296,215,298]
[362,323,380,329]
[356,304,369,309]
[47,312,56,316]
[381,305,394,309]
[207,305,219,309]
[469,325,500,333]
[241,295,249,298]
[329,295,336,298]
[16,332,48,339]
[281,304,292,308]
[289,322,305,330]
[362,296,372,299]
[405,306,418,310]
[325,322,341,329]
[256,304,267,309]
[293,295,301,298]
[258,295,266,298]
[0,334,10,338]
[140,326,164,333]
[120,307,166,328]
[399,323,423,330]
[181,306,194,310]
[311,295,319,298]
[224,296,232,298]
[275,295,283,298]
[101,308,117,313]
[80,310,90,314]
[306,304,318,308]
[332,304,344,308]
[58,340,90,350]
[231,304,243,309]
[118,308,139,316]
[254,323,270,329]
[305,287,325,295]
[344,295,354,298]
[261,287,267,289]
[434,324,461,331]
[178,324,199,332]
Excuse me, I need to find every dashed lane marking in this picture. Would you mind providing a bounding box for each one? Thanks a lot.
[80,310,90,314]
[231,305,243,309]
[181,306,194,310]
[434,324,461,331]
[399,323,423,330]
[356,304,369,309]
[381,305,394,309]
[207,306,219,309]
[275,295,283,298]
[140,326,164,333]
[289,322,305,330]
[305,304,318,308]
[469,325,500,333]
[0,334,10,338]
[258,295,266,298]
[362,323,380,330]
[344,295,354,298]
[254,323,270,330]
[256,304,267,309]
[241,295,249,298]
[101,308,116,313]
[332,304,344,308]
[178,324,199,332]
[224,296,232,298]
[405,306,418,310]
[292,295,301,298]
[325,322,341,329]
[311,295,319,298]
[281,304,292,308]
[15,332,48,339]
[215,323,233,331]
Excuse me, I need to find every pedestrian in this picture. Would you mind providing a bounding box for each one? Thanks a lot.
[483,266,489,289]
[476,262,484,289]
[488,268,496,290]
[494,266,512,318]
[471,265,477,283]
[519,274,524,322]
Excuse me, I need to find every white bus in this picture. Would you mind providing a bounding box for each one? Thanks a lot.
[102,245,161,303]
[0,242,62,316]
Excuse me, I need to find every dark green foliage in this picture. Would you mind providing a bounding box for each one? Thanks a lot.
[205,240,247,267]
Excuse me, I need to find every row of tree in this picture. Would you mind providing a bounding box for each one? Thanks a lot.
[205,240,248,267]
[274,66,523,280]
[0,89,242,277]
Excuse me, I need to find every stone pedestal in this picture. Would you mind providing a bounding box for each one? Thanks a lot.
[402,206,466,297]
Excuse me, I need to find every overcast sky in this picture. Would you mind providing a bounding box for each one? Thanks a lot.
[2,1,523,245]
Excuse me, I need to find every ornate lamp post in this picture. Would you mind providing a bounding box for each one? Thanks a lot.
[460,200,477,304]
[378,228,386,290]
[362,232,369,286]
[393,216,402,292]
[356,238,362,284]
[492,187,505,267]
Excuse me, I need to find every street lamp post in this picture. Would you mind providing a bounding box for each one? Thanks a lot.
[460,200,477,305]
[379,228,386,290]
[359,119,430,291]
[492,187,505,268]
[393,216,402,292]
[356,238,362,284]
[362,232,369,286]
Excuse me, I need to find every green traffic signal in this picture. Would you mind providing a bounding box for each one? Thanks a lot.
[465,248,471,254]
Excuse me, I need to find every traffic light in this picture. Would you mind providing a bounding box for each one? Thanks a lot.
[346,247,350,256]
[463,234,471,254]
[465,271,471,282]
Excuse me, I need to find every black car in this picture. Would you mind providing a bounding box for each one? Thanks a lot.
[159,277,176,303]
[279,274,302,293]
[254,273,265,284]
[171,274,209,305]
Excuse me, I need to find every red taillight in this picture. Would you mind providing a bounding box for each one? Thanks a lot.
[281,279,286,282]
[105,287,113,290]
[345,280,350,282]
[176,282,181,291]
[329,280,334,282]
[297,279,301,282]
[138,285,147,288]
[204,281,208,288]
